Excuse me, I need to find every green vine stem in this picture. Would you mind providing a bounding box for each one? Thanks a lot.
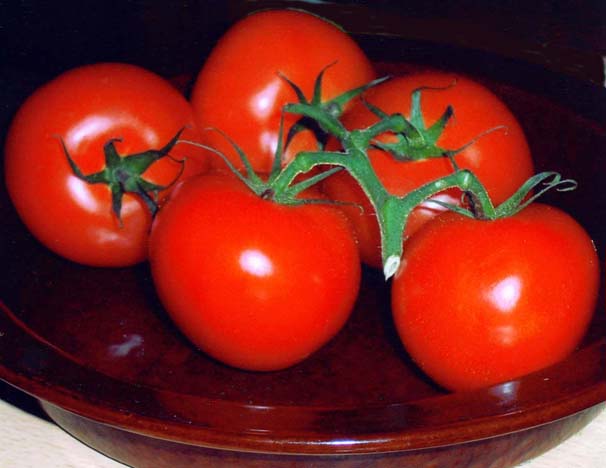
[269,79,576,279]
[272,147,495,278]
[181,72,577,280]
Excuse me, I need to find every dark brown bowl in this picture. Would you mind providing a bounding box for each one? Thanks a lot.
[1,2,605,467]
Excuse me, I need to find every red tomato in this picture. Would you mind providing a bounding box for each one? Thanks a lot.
[148,173,361,371]
[4,63,210,267]
[322,72,534,268]
[190,9,376,173]
[391,204,599,391]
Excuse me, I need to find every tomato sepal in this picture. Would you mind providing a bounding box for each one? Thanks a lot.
[281,70,390,147]
[493,171,578,218]
[59,128,186,223]
[425,171,579,221]
[180,120,344,208]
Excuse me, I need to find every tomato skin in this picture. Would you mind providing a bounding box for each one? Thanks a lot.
[190,9,376,173]
[148,173,361,371]
[322,72,534,268]
[391,204,599,391]
[4,63,210,267]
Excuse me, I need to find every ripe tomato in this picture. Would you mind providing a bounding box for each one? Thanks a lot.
[4,63,210,267]
[190,9,376,173]
[391,204,599,391]
[322,72,534,268]
[148,173,361,371]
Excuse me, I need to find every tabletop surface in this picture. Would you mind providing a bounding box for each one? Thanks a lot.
[1,381,605,468]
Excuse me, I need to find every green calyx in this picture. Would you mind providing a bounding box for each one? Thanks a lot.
[361,84,507,163]
[178,66,390,207]
[279,62,390,149]
[429,171,578,221]
[365,86,455,161]
[60,128,185,224]
[182,119,344,207]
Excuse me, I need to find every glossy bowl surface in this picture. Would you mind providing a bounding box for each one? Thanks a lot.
[1,4,605,467]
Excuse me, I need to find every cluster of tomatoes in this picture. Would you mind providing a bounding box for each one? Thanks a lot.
[3,9,599,391]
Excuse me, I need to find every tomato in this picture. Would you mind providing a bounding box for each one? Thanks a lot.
[322,72,534,268]
[190,9,376,173]
[391,204,599,391]
[148,173,361,371]
[4,63,210,267]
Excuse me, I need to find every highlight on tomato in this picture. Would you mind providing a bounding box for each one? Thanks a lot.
[322,72,535,268]
[148,172,361,371]
[4,62,210,267]
[190,8,376,173]
[391,203,599,392]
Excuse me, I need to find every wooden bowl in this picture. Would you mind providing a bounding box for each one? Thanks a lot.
[1,2,605,467]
